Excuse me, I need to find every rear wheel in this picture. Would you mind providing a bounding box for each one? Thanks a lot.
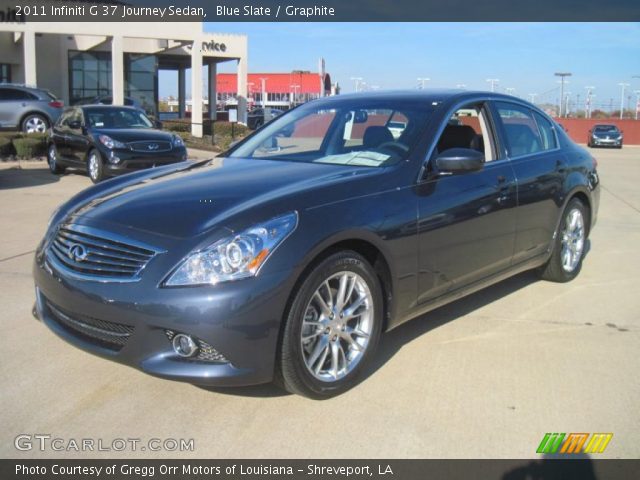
[47,144,65,174]
[276,251,383,399]
[21,114,48,134]
[87,149,105,183]
[538,198,588,282]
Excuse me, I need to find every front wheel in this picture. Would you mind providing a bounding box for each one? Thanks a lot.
[87,149,105,183]
[276,251,383,399]
[538,198,588,282]
[47,144,65,174]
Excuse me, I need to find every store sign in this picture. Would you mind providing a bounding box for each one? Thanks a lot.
[202,40,226,53]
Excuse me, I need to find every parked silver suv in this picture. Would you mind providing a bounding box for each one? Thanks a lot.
[0,84,64,133]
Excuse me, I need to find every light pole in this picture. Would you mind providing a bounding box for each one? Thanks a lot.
[259,77,267,108]
[417,77,430,89]
[486,78,499,92]
[565,92,572,117]
[584,86,595,118]
[555,72,572,117]
[634,90,640,121]
[528,93,538,104]
[350,77,363,93]
[618,82,630,119]
[505,87,515,95]
[290,84,299,106]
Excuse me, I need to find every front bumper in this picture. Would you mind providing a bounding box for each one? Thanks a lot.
[32,240,295,387]
[591,137,622,147]
[100,146,188,176]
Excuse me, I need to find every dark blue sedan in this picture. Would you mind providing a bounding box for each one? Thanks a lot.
[34,90,600,398]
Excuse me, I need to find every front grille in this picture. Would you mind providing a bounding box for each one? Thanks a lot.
[46,224,162,282]
[165,330,229,363]
[46,300,134,351]
[128,141,172,153]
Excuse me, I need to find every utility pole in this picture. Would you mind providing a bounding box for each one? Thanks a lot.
[505,87,515,95]
[555,72,572,117]
[486,78,499,92]
[619,82,630,119]
[528,93,538,104]
[417,77,430,89]
[585,86,595,119]
[565,92,572,117]
[634,90,640,121]
[350,77,363,93]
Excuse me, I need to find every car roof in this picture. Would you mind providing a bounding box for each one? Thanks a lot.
[78,104,140,111]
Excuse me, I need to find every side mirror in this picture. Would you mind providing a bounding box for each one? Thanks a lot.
[435,148,484,174]
[68,120,82,130]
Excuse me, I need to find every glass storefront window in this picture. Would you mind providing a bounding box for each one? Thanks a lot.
[68,51,111,104]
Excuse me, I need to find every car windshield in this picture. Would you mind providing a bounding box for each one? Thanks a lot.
[594,125,618,132]
[84,107,153,129]
[228,99,434,167]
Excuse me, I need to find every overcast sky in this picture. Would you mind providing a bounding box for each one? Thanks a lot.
[160,23,640,109]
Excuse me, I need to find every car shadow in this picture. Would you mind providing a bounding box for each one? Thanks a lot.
[361,269,540,383]
[196,382,290,398]
[0,166,60,189]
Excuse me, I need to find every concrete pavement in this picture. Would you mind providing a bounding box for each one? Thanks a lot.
[0,148,638,459]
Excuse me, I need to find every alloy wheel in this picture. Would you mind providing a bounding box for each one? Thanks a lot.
[88,152,99,180]
[560,208,585,273]
[48,145,56,171]
[300,271,374,382]
[24,116,47,133]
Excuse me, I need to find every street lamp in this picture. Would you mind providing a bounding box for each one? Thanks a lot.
[528,93,538,104]
[417,77,430,89]
[486,78,499,92]
[505,87,515,95]
[555,72,572,117]
[634,90,640,121]
[565,92,572,117]
[618,82,630,119]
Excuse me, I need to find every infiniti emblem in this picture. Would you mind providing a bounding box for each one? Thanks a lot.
[147,143,159,150]
[68,243,88,262]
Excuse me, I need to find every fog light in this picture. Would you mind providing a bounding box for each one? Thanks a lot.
[109,151,121,164]
[172,333,198,357]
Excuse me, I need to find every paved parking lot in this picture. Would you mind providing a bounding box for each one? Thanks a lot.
[0,148,638,459]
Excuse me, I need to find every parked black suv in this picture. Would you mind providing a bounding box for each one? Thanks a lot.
[47,105,187,183]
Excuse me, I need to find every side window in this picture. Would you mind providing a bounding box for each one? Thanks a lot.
[533,112,558,151]
[0,88,32,101]
[495,102,543,158]
[436,103,495,161]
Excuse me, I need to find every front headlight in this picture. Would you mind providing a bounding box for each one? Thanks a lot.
[98,134,126,149]
[164,212,298,287]
[172,135,185,147]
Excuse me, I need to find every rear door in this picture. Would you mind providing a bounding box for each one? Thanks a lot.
[491,101,565,264]
[0,88,35,129]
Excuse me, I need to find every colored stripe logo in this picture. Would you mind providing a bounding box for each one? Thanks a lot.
[537,433,612,454]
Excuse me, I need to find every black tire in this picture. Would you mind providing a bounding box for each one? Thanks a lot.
[276,251,383,399]
[87,148,105,183]
[47,143,65,174]
[254,119,263,129]
[538,198,589,283]
[21,113,49,134]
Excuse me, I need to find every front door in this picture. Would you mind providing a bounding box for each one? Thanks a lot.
[416,101,517,304]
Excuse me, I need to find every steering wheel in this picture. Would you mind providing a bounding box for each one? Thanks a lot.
[377,141,410,154]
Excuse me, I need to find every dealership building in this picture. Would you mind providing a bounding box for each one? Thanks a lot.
[0,21,248,136]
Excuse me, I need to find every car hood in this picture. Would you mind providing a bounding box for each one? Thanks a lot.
[90,128,174,142]
[66,158,383,239]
